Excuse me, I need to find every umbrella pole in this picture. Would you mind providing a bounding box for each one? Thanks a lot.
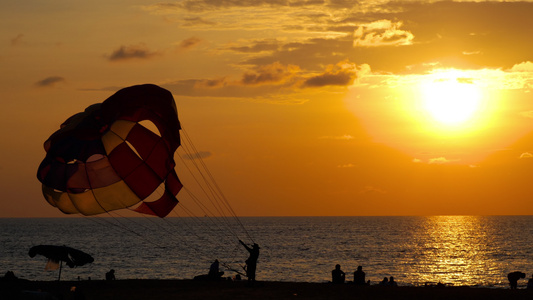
[58,261,62,281]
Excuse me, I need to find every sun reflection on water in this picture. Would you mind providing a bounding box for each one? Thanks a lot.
[408,216,498,286]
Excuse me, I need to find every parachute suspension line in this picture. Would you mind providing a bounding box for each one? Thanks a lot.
[176,181,242,240]
[175,188,241,244]
[170,206,232,256]
[176,153,243,242]
[180,129,241,220]
[84,214,167,250]
[177,142,236,230]
[179,127,254,242]
[169,205,243,275]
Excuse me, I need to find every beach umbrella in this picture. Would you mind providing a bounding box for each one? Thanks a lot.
[29,245,94,280]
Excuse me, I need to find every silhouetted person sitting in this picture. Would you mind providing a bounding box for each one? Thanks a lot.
[208,259,224,280]
[331,264,345,284]
[507,271,525,289]
[379,277,389,286]
[527,274,533,289]
[239,240,260,285]
[389,276,397,287]
[105,269,115,281]
[353,266,366,286]
[3,271,17,281]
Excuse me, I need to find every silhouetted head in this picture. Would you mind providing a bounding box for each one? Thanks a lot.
[253,243,260,249]
[335,264,341,270]
[357,266,362,271]
[390,276,394,281]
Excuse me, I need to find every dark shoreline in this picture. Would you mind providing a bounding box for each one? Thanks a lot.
[4,279,533,300]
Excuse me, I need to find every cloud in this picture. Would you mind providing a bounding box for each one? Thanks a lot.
[303,60,359,87]
[414,157,462,164]
[11,34,25,46]
[161,59,366,101]
[35,76,65,87]
[241,62,300,86]
[319,135,354,140]
[178,37,202,50]
[428,157,458,164]
[520,111,533,119]
[510,61,533,72]
[338,163,356,168]
[229,39,280,53]
[193,78,228,88]
[107,44,159,61]
[354,20,414,47]
[462,50,482,56]
[360,185,387,194]
[182,16,216,26]
[183,151,212,160]
[519,152,533,159]
[178,0,319,12]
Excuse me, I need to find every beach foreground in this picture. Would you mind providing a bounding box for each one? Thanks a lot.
[4,279,533,300]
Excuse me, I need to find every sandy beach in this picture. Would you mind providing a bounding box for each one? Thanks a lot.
[4,279,533,300]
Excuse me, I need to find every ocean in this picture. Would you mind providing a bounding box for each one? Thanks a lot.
[1,216,532,288]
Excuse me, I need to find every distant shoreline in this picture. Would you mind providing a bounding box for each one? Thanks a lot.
[4,279,533,300]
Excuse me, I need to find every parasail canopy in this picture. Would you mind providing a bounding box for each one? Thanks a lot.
[37,84,183,218]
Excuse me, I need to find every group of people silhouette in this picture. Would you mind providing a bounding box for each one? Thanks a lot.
[331,267,533,288]
[198,240,260,285]
[331,265,375,285]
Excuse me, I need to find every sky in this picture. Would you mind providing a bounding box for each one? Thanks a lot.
[1,0,533,217]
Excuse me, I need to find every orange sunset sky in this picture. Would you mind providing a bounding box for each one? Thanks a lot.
[1,0,533,217]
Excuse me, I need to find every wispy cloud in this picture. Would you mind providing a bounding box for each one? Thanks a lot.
[178,37,202,50]
[428,157,457,164]
[413,157,459,164]
[182,151,212,160]
[303,60,360,87]
[319,135,354,140]
[338,163,356,168]
[229,39,280,53]
[11,34,25,46]
[182,16,216,26]
[360,185,387,194]
[519,152,533,159]
[107,44,159,61]
[354,20,414,47]
[241,62,300,86]
[35,76,65,87]
[510,61,533,72]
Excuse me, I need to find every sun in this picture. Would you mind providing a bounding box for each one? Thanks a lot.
[419,70,482,127]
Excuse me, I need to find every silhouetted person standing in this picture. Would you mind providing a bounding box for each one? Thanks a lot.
[507,271,525,289]
[331,264,345,284]
[354,266,366,286]
[239,240,260,285]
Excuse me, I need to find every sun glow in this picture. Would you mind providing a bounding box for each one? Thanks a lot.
[419,71,483,127]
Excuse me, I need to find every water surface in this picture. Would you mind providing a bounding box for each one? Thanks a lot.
[1,216,532,288]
